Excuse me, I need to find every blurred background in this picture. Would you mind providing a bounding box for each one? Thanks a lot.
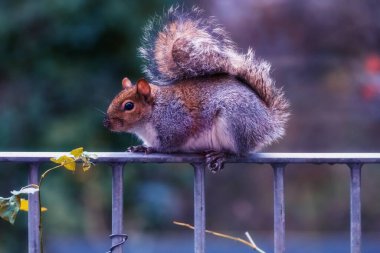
[1,0,380,252]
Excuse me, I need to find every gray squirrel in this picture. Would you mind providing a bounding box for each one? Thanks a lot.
[104,6,289,172]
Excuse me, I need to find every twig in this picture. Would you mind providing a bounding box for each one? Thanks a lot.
[38,160,76,253]
[245,231,266,253]
[173,221,265,252]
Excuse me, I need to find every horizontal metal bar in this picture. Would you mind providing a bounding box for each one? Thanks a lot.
[1,152,380,164]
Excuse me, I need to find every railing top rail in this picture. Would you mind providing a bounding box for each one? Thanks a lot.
[0,152,380,164]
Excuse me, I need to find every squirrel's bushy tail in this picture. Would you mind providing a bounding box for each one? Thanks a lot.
[139,6,289,132]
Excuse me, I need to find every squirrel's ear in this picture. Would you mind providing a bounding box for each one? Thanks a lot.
[136,79,151,98]
[122,77,133,89]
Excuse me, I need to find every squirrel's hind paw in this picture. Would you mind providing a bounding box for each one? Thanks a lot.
[205,151,226,173]
[127,145,155,154]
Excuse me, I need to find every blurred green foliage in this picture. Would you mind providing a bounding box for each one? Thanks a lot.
[0,0,186,251]
[0,0,181,151]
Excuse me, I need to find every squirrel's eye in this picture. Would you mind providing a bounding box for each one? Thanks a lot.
[124,102,134,111]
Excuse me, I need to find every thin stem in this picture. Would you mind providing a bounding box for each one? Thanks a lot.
[245,232,266,253]
[20,184,39,190]
[38,189,43,253]
[37,160,76,253]
[173,221,265,252]
[39,164,64,186]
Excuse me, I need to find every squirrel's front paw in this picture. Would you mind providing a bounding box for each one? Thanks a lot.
[205,151,226,173]
[127,145,155,154]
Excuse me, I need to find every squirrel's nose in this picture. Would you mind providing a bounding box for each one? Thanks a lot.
[103,115,111,129]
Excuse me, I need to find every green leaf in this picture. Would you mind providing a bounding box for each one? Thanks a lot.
[0,195,21,224]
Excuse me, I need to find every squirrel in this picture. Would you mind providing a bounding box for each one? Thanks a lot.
[104,6,289,172]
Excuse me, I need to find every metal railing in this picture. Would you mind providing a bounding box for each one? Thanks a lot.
[1,152,380,253]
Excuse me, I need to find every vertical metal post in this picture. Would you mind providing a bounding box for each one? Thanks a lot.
[349,163,362,253]
[28,163,40,253]
[273,164,285,253]
[111,163,124,253]
[193,163,206,253]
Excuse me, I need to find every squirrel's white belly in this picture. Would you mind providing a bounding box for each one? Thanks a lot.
[181,117,237,153]
[132,122,159,147]
[132,118,237,153]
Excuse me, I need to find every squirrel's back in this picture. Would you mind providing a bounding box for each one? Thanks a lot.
[139,6,289,147]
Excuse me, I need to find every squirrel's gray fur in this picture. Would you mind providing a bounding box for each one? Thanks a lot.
[136,6,289,154]
[148,75,283,153]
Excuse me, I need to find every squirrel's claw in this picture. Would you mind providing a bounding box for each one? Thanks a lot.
[127,145,155,154]
[205,151,226,173]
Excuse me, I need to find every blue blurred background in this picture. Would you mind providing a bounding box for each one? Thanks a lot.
[1,0,380,252]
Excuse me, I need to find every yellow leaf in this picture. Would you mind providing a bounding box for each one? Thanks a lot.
[50,155,76,171]
[19,198,28,211]
[19,199,47,212]
[70,147,84,158]
[82,162,91,172]
[63,160,76,171]
[50,157,61,164]
[50,156,68,165]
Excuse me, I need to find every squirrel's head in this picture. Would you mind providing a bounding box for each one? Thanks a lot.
[104,77,154,132]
